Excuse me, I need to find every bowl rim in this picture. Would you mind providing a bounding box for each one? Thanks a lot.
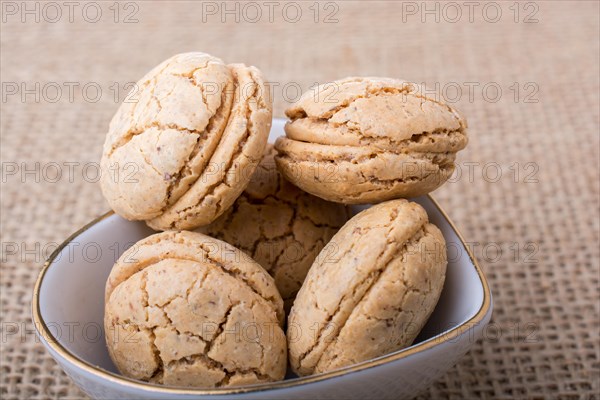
[32,194,492,395]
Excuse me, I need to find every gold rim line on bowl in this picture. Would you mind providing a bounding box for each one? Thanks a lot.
[31,194,492,395]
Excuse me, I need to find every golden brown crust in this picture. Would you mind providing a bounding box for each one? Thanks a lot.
[274,77,467,203]
[287,199,447,376]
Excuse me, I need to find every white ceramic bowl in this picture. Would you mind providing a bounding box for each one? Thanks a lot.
[32,119,492,400]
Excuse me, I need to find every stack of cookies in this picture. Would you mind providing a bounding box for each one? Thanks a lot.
[100,53,468,388]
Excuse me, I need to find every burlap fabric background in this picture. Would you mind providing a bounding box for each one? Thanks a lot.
[1,1,598,398]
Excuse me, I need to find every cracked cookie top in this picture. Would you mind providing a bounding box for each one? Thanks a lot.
[287,199,447,376]
[274,77,468,203]
[199,145,350,311]
[104,231,286,387]
[100,52,272,230]
[284,77,466,146]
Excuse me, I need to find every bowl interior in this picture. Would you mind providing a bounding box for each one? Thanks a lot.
[37,119,485,382]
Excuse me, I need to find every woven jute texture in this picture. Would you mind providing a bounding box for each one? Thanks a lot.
[1,1,599,398]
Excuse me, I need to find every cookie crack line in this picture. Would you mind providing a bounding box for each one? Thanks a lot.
[151,269,208,339]
[294,210,400,365]
[254,202,269,257]
[204,301,240,354]
[288,80,466,130]
[116,255,279,323]
[107,122,208,158]
[239,191,347,230]
[106,59,215,158]
[316,230,433,371]
[355,161,451,185]
[159,353,273,387]
[196,241,283,323]
[229,195,342,258]
[204,299,271,377]
[279,128,466,157]
[288,83,411,121]
[249,190,298,257]
[163,80,214,200]
[187,71,258,215]
[137,147,163,178]
[164,87,232,208]
[276,154,453,193]
[297,211,428,371]
[166,67,266,227]
[121,58,174,151]
[138,272,164,380]
[113,272,275,382]
[151,349,273,386]
[207,199,341,283]
[108,232,283,324]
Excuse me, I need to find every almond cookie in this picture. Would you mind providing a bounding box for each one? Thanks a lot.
[100,52,272,230]
[199,144,349,311]
[104,231,286,387]
[274,77,467,203]
[287,199,447,376]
